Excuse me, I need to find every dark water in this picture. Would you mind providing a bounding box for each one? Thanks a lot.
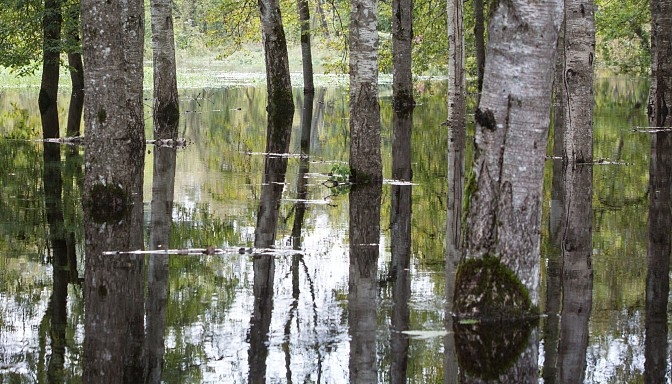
[0,77,662,383]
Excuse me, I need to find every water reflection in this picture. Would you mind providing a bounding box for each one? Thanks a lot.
[146,145,178,383]
[348,181,382,383]
[0,79,664,382]
[249,109,293,383]
[643,132,672,382]
[389,107,412,383]
[83,142,146,382]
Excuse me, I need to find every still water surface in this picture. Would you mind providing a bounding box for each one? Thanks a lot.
[0,77,661,383]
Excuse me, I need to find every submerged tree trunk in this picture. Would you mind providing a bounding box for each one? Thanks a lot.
[64,1,84,137]
[458,0,562,317]
[392,0,413,111]
[349,0,381,182]
[298,0,315,94]
[258,0,294,118]
[40,0,62,139]
[151,0,180,138]
[81,0,146,380]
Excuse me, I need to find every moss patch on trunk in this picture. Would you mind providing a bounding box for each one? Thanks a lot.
[454,255,535,320]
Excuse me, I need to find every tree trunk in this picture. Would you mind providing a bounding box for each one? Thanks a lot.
[349,0,381,182]
[473,0,485,99]
[644,132,672,383]
[458,0,562,317]
[39,0,62,139]
[81,0,146,380]
[446,0,466,276]
[649,0,672,127]
[563,0,595,162]
[392,0,413,111]
[151,0,180,138]
[64,1,84,137]
[258,0,295,118]
[298,0,315,94]
[348,182,381,383]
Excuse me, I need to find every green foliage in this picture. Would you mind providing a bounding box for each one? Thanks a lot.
[595,0,651,74]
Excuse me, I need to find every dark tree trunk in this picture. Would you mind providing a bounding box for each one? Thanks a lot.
[315,0,330,37]
[40,0,62,139]
[249,110,293,383]
[64,2,84,137]
[151,0,180,138]
[392,0,413,111]
[298,0,315,94]
[644,132,672,382]
[389,105,412,383]
[348,182,381,383]
[258,0,295,119]
[473,0,485,99]
[145,147,177,384]
[349,0,381,182]
[649,0,672,127]
[43,143,69,381]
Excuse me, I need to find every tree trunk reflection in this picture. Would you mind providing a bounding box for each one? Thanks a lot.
[145,146,177,384]
[83,147,146,383]
[644,132,672,383]
[389,107,412,384]
[249,111,293,383]
[349,181,381,382]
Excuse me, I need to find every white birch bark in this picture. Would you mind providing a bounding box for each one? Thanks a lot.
[464,0,563,304]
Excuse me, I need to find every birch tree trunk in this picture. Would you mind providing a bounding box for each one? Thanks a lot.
[151,0,180,138]
[259,0,294,118]
[349,0,381,182]
[458,0,562,317]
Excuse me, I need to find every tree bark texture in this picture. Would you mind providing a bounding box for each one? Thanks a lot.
[151,0,180,137]
[446,0,466,273]
[65,2,84,137]
[562,0,595,162]
[39,0,62,139]
[462,0,562,309]
[392,0,413,111]
[349,0,381,182]
[81,1,146,380]
[348,181,381,383]
[258,0,295,118]
[473,0,485,99]
[298,0,315,94]
[649,0,672,127]
[643,132,672,383]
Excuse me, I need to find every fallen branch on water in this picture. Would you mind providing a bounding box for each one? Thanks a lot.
[103,246,303,256]
[33,137,190,148]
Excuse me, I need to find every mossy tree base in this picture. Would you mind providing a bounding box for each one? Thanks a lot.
[454,255,536,320]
